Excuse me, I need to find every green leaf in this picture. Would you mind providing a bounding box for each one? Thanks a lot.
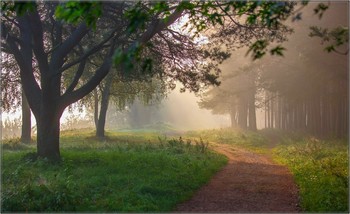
[113,48,125,65]
[3,2,36,16]
[313,3,329,19]
[246,40,269,60]
[125,2,150,34]
[325,46,335,53]
[55,2,102,28]
[270,46,286,56]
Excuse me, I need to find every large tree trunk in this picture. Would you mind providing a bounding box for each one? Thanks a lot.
[21,89,31,144]
[36,104,63,161]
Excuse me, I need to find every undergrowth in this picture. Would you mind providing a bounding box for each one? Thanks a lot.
[186,128,268,152]
[1,130,227,212]
[273,138,348,212]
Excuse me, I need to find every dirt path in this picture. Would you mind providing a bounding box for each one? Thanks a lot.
[176,143,300,213]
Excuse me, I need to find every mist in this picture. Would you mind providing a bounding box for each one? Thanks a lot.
[1,2,348,212]
[1,2,348,138]
[156,88,230,130]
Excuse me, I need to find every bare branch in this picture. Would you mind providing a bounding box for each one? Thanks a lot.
[50,23,89,71]
[16,15,42,115]
[61,58,112,107]
[139,8,184,44]
[65,59,87,94]
[58,29,118,73]
[28,8,49,74]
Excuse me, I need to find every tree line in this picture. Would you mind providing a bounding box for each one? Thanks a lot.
[1,1,339,160]
[199,2,348,138]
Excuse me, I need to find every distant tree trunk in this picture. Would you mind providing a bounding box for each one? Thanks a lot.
[21,89,31,144]
[96,75,113,138]
[267,97,271,128]
[94,89,99,129]
[238,95,248,129]
[270,95,274,129]
[129,101,140,128]
[265,101,267,129]
[247,84,257,131]
[230,105,237,128]
[248,100,257,131]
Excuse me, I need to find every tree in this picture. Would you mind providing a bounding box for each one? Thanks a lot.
[1,53,32,143]
[199,64,259,131]
[94,74,167,138]
[1,2,179,160]
[1,1,299,160]
[256,2,348,137]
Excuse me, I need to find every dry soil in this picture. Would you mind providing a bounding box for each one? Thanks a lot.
[175,143,300,213]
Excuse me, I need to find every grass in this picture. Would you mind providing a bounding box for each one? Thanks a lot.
[273,138,348,212]
[1,129,227,212]
[186,128,269,153]
[186,128,349,213]
[2,128,348,212]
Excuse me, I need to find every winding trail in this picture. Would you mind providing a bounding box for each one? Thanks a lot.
[176,143,300,213]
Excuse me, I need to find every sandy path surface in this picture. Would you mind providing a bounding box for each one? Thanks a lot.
[175,143,300,213]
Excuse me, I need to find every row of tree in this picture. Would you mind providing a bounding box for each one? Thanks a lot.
[199,2,348,138]
[199,65,258,131]
[1,1,335,160]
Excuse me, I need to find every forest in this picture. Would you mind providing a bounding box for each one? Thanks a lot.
[1,1,349,213]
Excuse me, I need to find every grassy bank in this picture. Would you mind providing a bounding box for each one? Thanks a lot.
[186,128,349,213]
[186,128,269,153]
[1,129,227,212]
[273,138,348,212]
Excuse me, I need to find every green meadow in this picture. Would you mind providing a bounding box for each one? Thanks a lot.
[2,128,348,212]
[1,129,226,212]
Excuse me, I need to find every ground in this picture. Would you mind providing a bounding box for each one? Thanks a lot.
[176,143,300,213]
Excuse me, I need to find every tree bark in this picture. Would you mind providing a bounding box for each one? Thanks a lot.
[247,83,257,131]
[21,89,31,144]
[94,89,99,129]
[96,75,113,138]
[230,106,237,128]
[248,98,257,131]
[238,95,248,129]
[36,102,63,161]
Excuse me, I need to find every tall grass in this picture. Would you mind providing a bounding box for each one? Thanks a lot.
[273,138,348,212]
[1,129,227,212]
[186,128,268,152]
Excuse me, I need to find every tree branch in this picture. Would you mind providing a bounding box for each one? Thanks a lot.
[28,8,49,75]
[139,8,184,44]
[61,57,112,107]
[50,23,89,71]
[65,59,87,94]
[16,15,42,116]
[58,28,117,73]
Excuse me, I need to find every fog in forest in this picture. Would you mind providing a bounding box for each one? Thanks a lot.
[1,2,348,139]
